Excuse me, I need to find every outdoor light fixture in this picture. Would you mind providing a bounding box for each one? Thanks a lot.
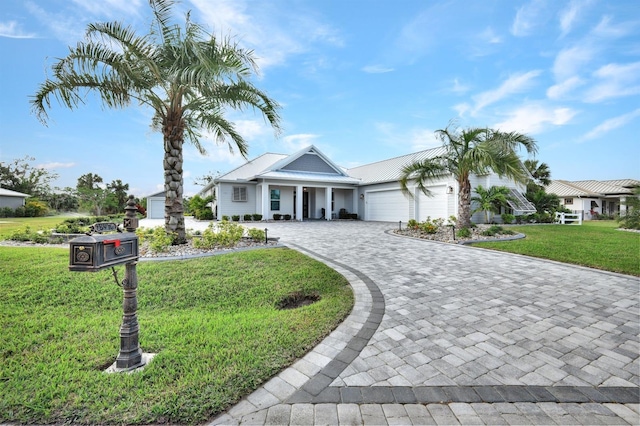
[399,220,402,231]
[264,228,268,244]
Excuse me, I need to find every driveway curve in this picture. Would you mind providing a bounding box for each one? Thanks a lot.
[210,221,639,425]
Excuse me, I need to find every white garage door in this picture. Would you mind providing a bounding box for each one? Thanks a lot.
[148,199,165,219]
[417,185,447,221]
[366,190,410,222]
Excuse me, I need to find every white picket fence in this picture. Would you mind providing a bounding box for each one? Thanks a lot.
[555,212,582,225]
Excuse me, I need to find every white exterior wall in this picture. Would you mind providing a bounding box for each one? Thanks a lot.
[268,185,294,219]
[217,182,258,219]
[469,173,529,223]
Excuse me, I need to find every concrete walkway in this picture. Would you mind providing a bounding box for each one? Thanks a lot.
[203,221,639,425]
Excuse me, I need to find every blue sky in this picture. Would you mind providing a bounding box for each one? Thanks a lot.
[1,0,639,199]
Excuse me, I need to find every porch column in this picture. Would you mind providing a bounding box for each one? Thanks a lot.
[326,186,332,220]
[261,183,269,220]
[296,185,303,221]
[620,196,627,216]
[352,189,359,218]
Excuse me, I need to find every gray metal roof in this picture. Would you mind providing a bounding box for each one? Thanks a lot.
[347,146,448,184]
[546,179,639,197]
[216,153,288,182]
[0,188,30,197]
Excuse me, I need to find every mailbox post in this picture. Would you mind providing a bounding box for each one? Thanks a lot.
[116,195,143,370]
[68,195,145,371]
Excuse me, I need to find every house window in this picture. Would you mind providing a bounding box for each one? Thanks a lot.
[232,186,247,202]
[564,198,573,205]
[270,189,280,211]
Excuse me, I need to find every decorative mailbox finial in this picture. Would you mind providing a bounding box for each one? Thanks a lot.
[124,195,139,232]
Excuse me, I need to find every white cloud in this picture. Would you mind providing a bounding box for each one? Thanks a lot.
[451,78,470,95]
[281,134,320,152]
[0,21,37,38]
[552,45,595,80]
[190,0,343,70]
[583,108,640,140]
[546,76,584,100]
[470,70,542,114]
[454,102,471,117]
[494,103,577,134]
[585,62,640,103]
[25,2,85,44]
[511,0,547,37]
[37,162,76,170]
[70,0,143,18]
[479,27,502,44]
[362,65,394,74]
[373,122,440,152]
[593,15,637,38]
[558,0,592,37]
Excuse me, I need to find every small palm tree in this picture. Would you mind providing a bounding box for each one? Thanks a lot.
[31,0,281,243]
[524,160,551,198]
[400,124,537,228]
[471,185,512,223]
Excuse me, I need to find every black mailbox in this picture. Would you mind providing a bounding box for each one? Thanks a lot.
[69,232,139,272]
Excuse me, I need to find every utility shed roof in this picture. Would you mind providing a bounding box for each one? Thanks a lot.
[0,188,30,197]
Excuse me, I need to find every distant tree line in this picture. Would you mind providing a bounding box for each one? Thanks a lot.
[0,156,139,217]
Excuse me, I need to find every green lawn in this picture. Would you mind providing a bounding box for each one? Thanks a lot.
[0,247,354,424]
[472,220,640,276]
[0,215,78,239]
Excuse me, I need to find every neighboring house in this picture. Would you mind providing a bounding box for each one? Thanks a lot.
[198,145,534,223]
[547,179,640,220]
[145,191,165,219]
[0,187,30,210]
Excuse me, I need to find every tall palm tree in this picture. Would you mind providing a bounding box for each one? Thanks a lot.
[400,125,537,228]
[524,159,551,195]
[31,0,281,243]
[471,185,512,224]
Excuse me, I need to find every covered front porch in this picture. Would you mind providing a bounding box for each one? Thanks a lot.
[257,182,358,221]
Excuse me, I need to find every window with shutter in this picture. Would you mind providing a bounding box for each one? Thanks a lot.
[232,187,247,202]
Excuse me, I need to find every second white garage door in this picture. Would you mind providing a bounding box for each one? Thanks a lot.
[366,189,410,222]
[417,185,448,221]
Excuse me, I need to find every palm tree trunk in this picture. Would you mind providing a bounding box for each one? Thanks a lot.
[163,114,186,244]
[458,178,472,228]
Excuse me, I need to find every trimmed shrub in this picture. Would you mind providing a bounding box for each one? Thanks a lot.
[456,227,472,238]
[8,226,50,244]
[252,214,263,221]
[273,214,282,220]
[243,214,252,221]
[501,213,515,224]
[247,227,266,242]
[231,215,240,222]
[194,221,244,248]
[284,214,291,220]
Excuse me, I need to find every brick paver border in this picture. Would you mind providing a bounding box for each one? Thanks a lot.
[286,243,640,406]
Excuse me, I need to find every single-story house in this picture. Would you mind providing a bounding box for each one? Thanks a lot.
[197,145,535,223]
[547,179,640,220]
[0,187,30,210]
[145,190,166,219]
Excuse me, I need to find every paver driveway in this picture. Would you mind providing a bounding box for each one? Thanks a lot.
[210,221,639,425]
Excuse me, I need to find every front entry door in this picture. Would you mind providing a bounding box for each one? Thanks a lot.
[303,191,309,219]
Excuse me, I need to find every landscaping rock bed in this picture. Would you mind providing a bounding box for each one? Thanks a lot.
[394,224,524,244]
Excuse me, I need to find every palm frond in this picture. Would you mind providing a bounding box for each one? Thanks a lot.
[399,158,447,198]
